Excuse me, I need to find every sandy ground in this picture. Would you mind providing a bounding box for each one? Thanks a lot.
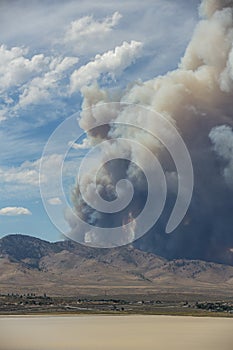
[0,315,232,350]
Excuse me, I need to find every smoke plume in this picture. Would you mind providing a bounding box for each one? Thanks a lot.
[67,0,233,264]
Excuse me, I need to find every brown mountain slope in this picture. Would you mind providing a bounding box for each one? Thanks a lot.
[0,234,233,296]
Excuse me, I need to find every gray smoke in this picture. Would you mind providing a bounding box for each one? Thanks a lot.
[67,0,233,264]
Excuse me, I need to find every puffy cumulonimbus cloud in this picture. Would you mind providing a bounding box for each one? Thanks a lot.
[67,0,233,264]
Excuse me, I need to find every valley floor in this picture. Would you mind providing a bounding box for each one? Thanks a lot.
[0,315,233,350]
[1,292,233,317]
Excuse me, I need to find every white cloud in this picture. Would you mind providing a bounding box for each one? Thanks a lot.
[209,125,233,187]
[18,56,79,107]
[70,40,143,92]
[0,109,7,122]
[64,12,122,47]
[68,138,92,150]
[0,44,79,113]
[0,45,49,92]
[0,206,32,216]
[47,197,62,205]
[0,153,79,200]
[0,154,67,187]
[0,161,39,187]
[209,125,233,161]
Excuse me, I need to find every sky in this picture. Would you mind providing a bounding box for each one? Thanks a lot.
[0,0,199,242]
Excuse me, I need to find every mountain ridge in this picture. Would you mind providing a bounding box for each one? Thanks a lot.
[1,234,233,296]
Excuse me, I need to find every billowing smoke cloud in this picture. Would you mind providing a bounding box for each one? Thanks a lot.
[67,0,233,264]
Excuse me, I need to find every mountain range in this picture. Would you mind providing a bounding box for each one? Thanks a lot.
[0,234,233,296]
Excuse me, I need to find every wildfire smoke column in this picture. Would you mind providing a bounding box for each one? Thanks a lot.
[67,0,233,264]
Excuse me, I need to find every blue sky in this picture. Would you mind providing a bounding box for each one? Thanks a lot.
[0,0,200,241]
